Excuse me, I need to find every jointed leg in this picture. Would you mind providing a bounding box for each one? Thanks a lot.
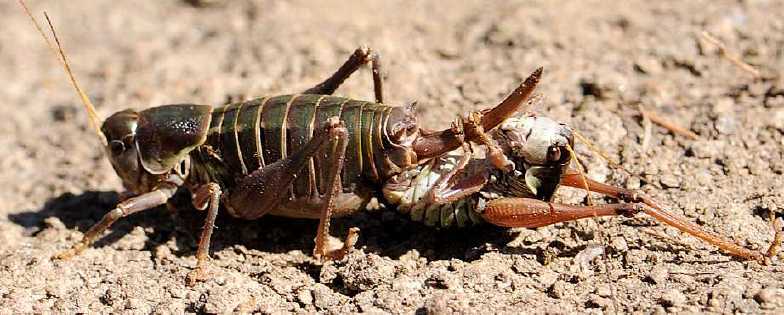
[305,46,384,103]
[481,197,644,228]
[412,67,543,160]
[186,183,222,286]
[559,171,781,263]
[463,112,514,172]
[222,117,357,262]
[421,143,491,206]
[226,118,349,219]
[54,185,177,260]
[312,120,359,260]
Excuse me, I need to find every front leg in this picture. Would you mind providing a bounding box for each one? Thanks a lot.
[54,185,177,260]
[186,183,222,286]
[412,67,542,160]
[559,171,781,263]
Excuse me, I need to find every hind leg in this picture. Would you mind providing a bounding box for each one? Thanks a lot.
[304,46,384,103]
[559,171,781,263]
[183,118,351,285]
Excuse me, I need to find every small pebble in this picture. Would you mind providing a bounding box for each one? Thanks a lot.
[154,245,172,262]
[596,284,612,297]
[125,298,145,310]
[537,270,559,289]
[425,292,451,314]
[297,288,314,306]
[43,217,66,230]
[711,97,734,114]
[634,56,663,75]
[769,109,784,131]
[625,176,641,190]
[588,294,614,309]
[659,174,680,188]
[549,280,568,299]
[648,266,669,284]
[755,288,784,309]
[313,284,339,309]
[611,237,628,252]
[660,289,686,307]
[214,276,227,286]
[766,95,784,108]
[714,115,736,135]
[168,286,186,299]
[689,140,723,158]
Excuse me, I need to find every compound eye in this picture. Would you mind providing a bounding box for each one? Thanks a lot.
[109,140,126,155]
[547,145,569,164]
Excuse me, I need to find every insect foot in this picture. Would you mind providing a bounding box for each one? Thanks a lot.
[314,227,361,262]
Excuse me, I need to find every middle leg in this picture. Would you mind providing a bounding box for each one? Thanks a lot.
[311,119,359,260]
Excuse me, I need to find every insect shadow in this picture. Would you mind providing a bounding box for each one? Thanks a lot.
[10,190,536,264]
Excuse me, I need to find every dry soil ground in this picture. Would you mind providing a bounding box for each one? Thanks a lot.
[2,0,784,313]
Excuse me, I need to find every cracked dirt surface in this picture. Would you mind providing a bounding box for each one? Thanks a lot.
[2,0,784,313]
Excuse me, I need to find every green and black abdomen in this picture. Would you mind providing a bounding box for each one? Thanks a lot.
[192,94,404,199]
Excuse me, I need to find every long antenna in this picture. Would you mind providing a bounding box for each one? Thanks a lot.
[19,1,106,144]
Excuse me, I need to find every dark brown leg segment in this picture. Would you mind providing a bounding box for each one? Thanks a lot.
[226,118,347,219]
[559,171,781,263]
[186,183,222,286]
[412,67,542,160]
[223,117,357,261]
[312,119,359,260]
[304,46,384,103]
[54,185,178,260]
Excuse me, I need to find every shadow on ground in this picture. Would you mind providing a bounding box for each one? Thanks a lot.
[9,189,528,263]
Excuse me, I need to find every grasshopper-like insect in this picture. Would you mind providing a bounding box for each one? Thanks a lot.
[22,2,780,285]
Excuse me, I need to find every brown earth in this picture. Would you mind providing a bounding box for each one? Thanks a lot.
[2,0,784,313]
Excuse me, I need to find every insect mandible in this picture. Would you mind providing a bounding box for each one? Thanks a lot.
[21,2,781,286]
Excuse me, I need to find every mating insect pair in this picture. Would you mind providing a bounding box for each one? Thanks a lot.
[21,1,780,286]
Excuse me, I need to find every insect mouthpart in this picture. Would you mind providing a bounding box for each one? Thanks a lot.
[100,110,146,192]
[488,115,574,200]
[495,115,573,167]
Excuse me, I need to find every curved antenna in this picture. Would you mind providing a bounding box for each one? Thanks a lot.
[572,129,632,177]
[19,1,106,144]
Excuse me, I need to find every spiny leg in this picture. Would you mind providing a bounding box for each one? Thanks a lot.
[463,112,514,172]
[481,197,644,228]
[412,67,543,160]
[221,118,356,263]
[312,120,358,261]
[226,118,349,218]
[560,171,781,263]
[53,185,177,260]
[186,183,222,286]
[304,46,384,103]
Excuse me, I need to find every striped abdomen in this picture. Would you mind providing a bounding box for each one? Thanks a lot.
[194,94,406,199]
